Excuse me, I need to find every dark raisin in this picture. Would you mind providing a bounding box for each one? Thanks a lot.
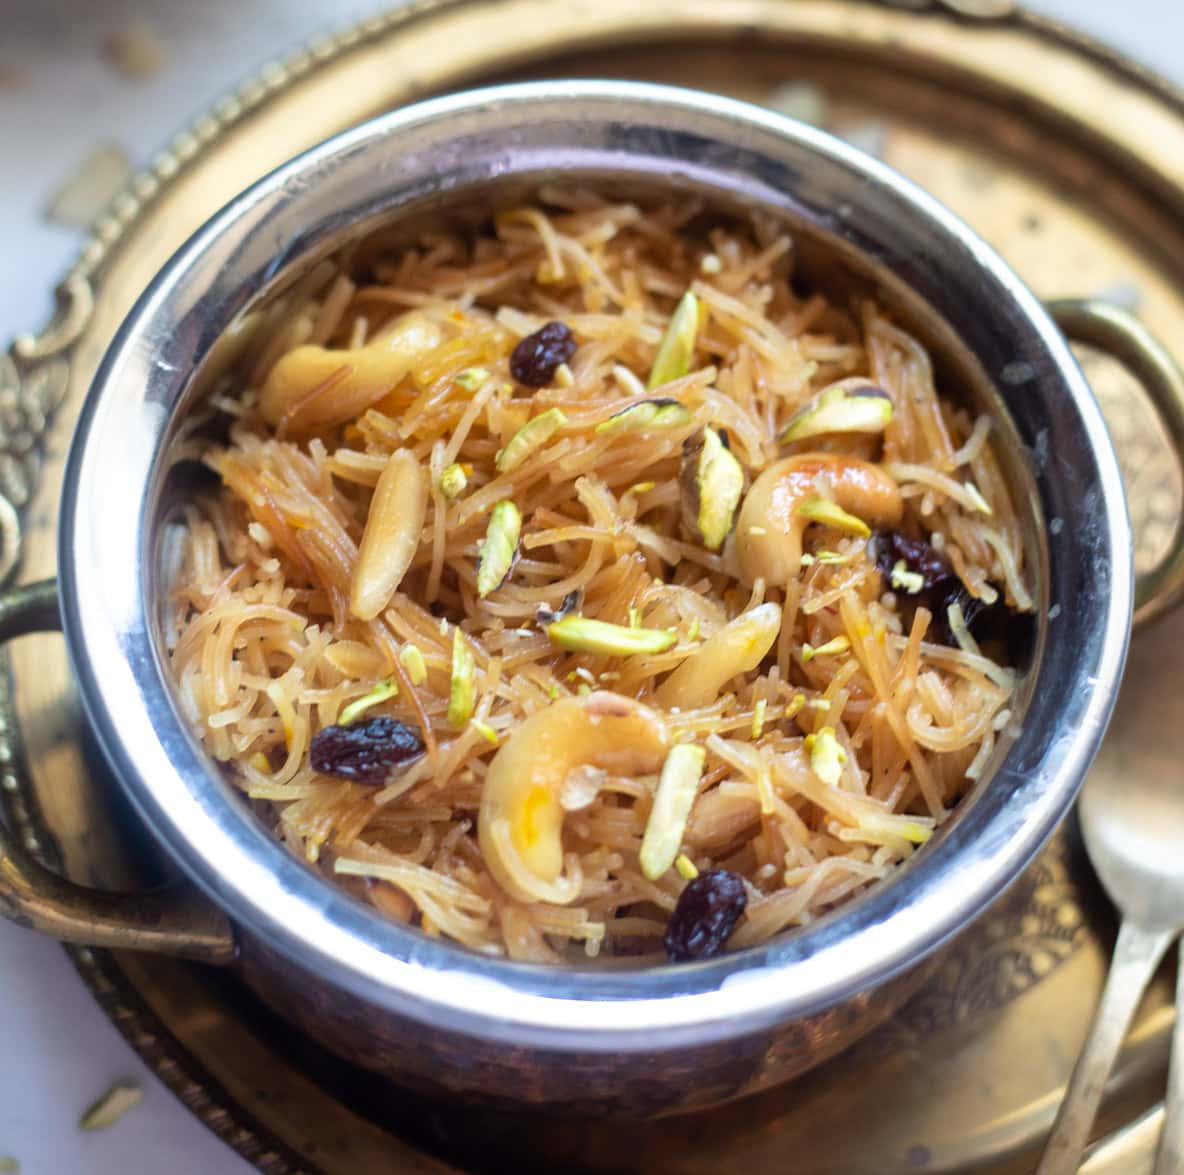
[309,716,425,785]
[509,321,577,387]
[930,583,1036,656]
[872,529,952,592]
[664,869,748,962]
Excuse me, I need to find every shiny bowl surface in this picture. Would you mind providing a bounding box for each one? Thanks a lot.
[56,81,1131,1109]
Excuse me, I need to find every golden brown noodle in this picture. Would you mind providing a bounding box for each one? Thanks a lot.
[167,191,1028,964]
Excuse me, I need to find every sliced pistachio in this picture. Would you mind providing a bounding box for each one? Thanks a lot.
[648,290,700,389]
[816,545,864,565]
[339,678,399,725]
[786,694,807,720]
[456,367,490,391]
[805,726,847,786]
[795,496,871,537]
[640,743,707,880]
[675,852,700,880]
[438,463,468,499]
[399,643,428,685]
[779,379,893,444]
[681,427,744,551]
[476,499,522,597]
[751,697,768,739]
[801,635,851,663]
[554,362,575,388]
[448,629,475,728]
[857,809,934,844]
[544,614,677,656]
[890,559,925,595]
[595,397,693,435]
[471,719,500,745]
[495,407,568,473]
[80,1082,143,1131]
[964,481,993,515]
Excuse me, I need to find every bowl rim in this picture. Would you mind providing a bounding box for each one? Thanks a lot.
[58,79,1131,1051]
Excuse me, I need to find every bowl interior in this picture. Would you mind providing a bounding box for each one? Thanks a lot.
[60,82,1129,1044]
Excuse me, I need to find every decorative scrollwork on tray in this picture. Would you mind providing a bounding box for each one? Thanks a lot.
[895,830,1090,1041]
[0,303,78,584]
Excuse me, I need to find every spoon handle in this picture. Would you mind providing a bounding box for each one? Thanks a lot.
[1155,936,1184,1175]
[1037,919,1174,1175]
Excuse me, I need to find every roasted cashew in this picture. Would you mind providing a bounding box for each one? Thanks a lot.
[655,602,782,711]
[260,312,442,431]
[735,453,902,586]
[478,691,669,904]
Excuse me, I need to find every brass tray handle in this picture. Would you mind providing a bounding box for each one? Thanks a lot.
[1047,298,1184,629]
[1,302,1182,965]
[0,578,236,963]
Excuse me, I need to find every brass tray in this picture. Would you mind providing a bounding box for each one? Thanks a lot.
[4,1,1183,1171]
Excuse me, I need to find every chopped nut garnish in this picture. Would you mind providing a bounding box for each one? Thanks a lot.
[496,407,568,472]
[544,615,677,656]
[339,678,399,725]
[471,719,500,745]
[802,636,851,663]
[805,727,847,786]
[596,397,693,434]
[780,379,893,444]
[795,496,871,537]
[649,289,700,388]
[448,630,475,728]
[964,482,993,515]
[675,853,700,880]
[476,499,522,597]
[455,367,490,391]
[640,744,707,880]
[399,643,428,685]
[751,698,768,738]
[438,463,468,499]
[681,427,744,551]
[890,559,926,595]
[80,1082,143,1131]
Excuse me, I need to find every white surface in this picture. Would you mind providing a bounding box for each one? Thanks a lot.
[0,2,1179,1172]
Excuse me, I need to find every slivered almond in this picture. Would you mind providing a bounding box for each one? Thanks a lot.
[350,449,427,621]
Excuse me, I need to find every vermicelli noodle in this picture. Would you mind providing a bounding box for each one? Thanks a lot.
[167,190,1030,964]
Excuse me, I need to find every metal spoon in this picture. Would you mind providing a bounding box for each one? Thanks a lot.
[1034,693,1184,1175]
[1037,301,1184,1175]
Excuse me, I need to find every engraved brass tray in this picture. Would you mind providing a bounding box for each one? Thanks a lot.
[3,1,1183,1170]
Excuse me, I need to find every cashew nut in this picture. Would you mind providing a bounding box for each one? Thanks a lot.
[260,312,442,431]
[735,454,902,586]
[655,602,782,711]
[478,691,669,903]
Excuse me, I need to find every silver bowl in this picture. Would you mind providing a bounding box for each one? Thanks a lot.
[4,80,1179,1115]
